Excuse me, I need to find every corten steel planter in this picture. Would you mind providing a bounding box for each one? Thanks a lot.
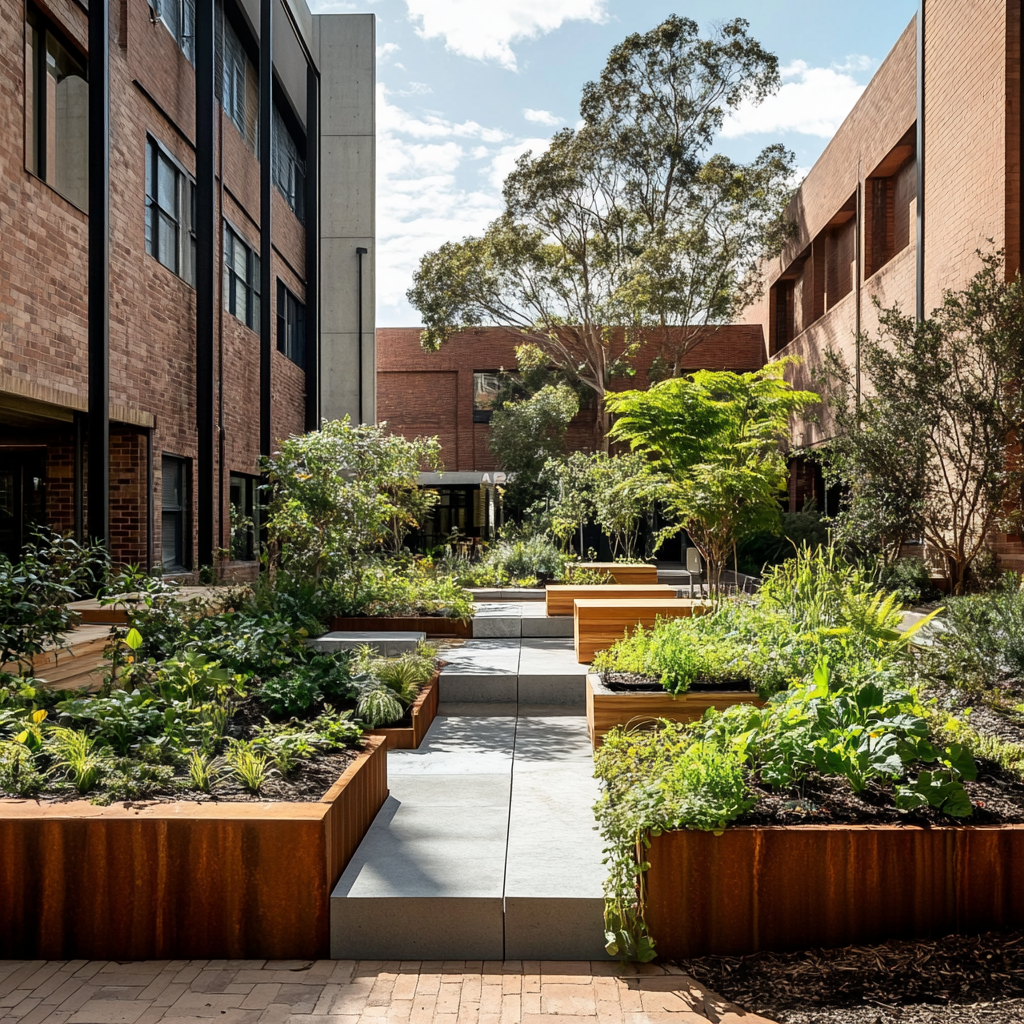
[329,615,472,638]
[644,824,1024,958]
[546,584,677,617]
[367,672,440,750]
[574,598,711,663]
[586,674,762,748]
[0,736,389,960]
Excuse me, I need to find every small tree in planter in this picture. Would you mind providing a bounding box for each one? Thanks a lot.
[817,251,1024,593]
[606,362,817,594]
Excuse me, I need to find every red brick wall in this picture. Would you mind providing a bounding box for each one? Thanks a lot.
[0,0,309,566]
[376,325,767,472]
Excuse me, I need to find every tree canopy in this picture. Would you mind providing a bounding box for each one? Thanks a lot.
[408,15,795,447]
[606,362,817,591]
[817,251,1024,592]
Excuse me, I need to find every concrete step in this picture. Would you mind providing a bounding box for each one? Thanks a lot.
[472,602,574,639]
[330,710,609,960]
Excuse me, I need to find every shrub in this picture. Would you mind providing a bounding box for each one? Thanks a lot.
[482,535,568,584]
[878,557,940,605]
[257,654,356,717]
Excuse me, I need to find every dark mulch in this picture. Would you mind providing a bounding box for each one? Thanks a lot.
[679,930,1024,1024]
[601,670,754,694]
[732,759,1024,827]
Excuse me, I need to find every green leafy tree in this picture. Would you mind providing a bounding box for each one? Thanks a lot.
[607,362,817,593]
[546,451,655,560]
[489,384,580,518]
[408,15,795,449]
[817,252,1024,593]
[262,418,441,580]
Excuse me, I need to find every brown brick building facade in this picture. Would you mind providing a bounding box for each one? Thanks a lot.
[0,0,373,571]
[376,325,767,475]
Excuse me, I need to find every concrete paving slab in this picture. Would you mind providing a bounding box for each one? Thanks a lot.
[331,897,505,960]
[472,606,522,639]
[517,639,589,706]
[504,897,609,961]
[439,674,519,703]
[510,717,594,763]
[308,631,426,656]
[520,615,574,638]
[439,639,521,674]
[387,716,515,774]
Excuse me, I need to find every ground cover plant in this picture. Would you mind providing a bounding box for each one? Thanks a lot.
[0,577,440,803]
[592,545,1024,963]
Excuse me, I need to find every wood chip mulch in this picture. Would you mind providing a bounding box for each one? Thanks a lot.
[678,930,1024,1024]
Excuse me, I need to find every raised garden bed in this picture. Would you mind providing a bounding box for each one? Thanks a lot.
[574,597,710,662]
[0,735,389,960]
[572,562,659,584]
[329,615,472,638]
[546,583,676,617]
[586,672,762,747]
[644,822,1024,959]
[367,671,439,749]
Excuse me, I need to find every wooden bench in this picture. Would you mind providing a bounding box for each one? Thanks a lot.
[1,624,112,692]
[569,562,659,585]
[573,597,711,663]
[67,585,247,625]
[545,584,676,618]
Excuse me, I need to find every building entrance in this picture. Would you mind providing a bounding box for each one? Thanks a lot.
[0,447,46,562]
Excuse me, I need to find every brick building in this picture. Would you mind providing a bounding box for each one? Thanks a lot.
[376,325,766,543]
[741,2,1023,519]
[0,0,375,572]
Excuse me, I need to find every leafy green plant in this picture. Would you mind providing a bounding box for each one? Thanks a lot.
[49,727,108,795]
[258,655,356,717]
[480,534,568,585]
[356,684,405,728]
[97,759,176,804]
[310,706,362,749]
[186,750,222,792]
[0,740,44,796]
[225,741,277,794]
[56,690,167,756]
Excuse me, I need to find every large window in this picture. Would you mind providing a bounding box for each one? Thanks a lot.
[25,6,88,210]
[272,105,305,221]
[153,0,195,64]
[276,282,305,367]
[145,137,196,285]
[223,224,260,332]
[229,473,259,561]
[472,372,502,423]
[161,455,189,572]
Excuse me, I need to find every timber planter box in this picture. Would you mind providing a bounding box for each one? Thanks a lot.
[571,562,659,584]
[586,673,762,747]
[644,823,1024,958]
[0,735,389,961]
[329,615,472,638]
[367,671,440,750]
[546,584,677,617]
[574,597,711,663]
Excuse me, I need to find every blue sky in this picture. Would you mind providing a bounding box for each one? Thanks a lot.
[310,0,920,325]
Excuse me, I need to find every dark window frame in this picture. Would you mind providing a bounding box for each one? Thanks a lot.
[276,281,306,367]
[223,221,261,333]
[25,3,89,211]
[472,371,502,423]
[228,472,260,561]
[145,136,197,286]
[161,454,191,572]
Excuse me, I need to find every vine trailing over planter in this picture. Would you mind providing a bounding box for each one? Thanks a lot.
[594,659,979,961]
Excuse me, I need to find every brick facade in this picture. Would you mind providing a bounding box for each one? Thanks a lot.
[376,325,766,473]
[0,0,312,569]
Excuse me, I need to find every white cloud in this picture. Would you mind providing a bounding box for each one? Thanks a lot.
[721,59,869,139]
[486,137,551,190]
[523,108,562,126]
[833,54,876,73]
[376,42,400,62]
[404,0,607,71]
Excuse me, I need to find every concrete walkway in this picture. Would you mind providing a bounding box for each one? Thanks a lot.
[331,638,605,961]
[0,958,778,1024]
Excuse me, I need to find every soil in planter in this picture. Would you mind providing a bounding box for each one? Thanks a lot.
[679,928,1024,1024]
[9,746,361,807]
[731,760,1024,827]
[601,671,755,695]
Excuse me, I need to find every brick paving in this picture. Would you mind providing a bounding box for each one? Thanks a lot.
[0,959,777,1024]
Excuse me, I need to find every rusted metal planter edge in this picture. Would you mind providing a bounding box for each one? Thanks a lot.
[367,671,440,750]
[0,736,389,960]
[645,822,1024,958]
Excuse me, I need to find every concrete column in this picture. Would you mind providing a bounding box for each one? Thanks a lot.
[315,13,375,424]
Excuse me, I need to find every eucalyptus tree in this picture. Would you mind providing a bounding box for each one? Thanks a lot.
[408,15,795,449]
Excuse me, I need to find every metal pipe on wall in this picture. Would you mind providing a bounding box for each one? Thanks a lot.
[304,65,320,433]
[195,0,217,569]
[73,411,84,544]
[259,0,273,458]
[146,428,154,572]
[87,0,109,549]
[916,0,925,323]
[356,246,368,423]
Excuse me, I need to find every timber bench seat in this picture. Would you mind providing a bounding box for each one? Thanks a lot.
[569,562,659,584]
[573,597,711,663]
[545,583,676,617]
